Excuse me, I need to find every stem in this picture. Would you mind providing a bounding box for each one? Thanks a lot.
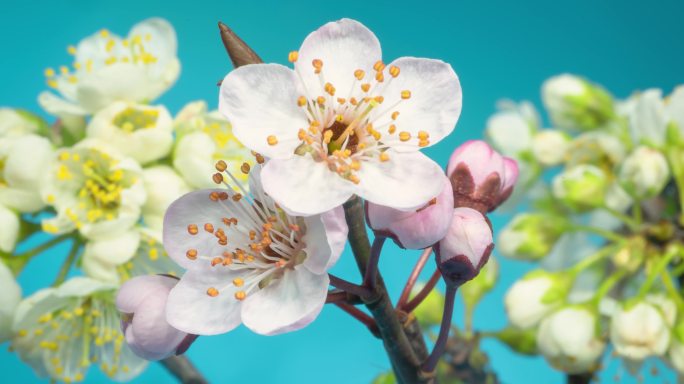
[592,269,626,306]
[637,246,680,298]
[363,236,386,290]
[335,302,379,337]
[633,202,643,226]
[325,289,362,305]
[661,270,684,311]
[160,355,208,384]
[53,239,81,286]
[343,196,430,384]
[570,225,625,244]
[1,234,72,275]
[403,270,441,313]
[421,285,458,373]
[397,247,433,309]
[569,245,618,276]
[602,206,639,231]
[329,274,371,298]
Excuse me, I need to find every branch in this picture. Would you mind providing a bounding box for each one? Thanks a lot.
[566,373,593,384]
[161,355,208,384]
[343,196,431,384]
[397,247,433,309]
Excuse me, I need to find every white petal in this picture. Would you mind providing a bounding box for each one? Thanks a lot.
[163,189,253,270]
[219,64,307,159]
[128,18,178,67]
[3,135,53,190]
[172,132,217,189]
[82,230,141,283]
[667,85,684,132]
[117,275,177,314]
[55,276,116,297]
[141,165,190,226]
[0,205,19,253]
[37,91,87,116]
[261,155,355,216]
[296,19,381,100]
[357,151,446,210]
[372,57,461,150]
[241,266,328,335]
[0,259,21,342]
[630,89,666,146]
[301,206,348,274]
[166,269,244,335]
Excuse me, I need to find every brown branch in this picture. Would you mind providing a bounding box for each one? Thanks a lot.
[326,289,363,305]
[343,196,432,384]
[160,355,208,384]
[335,302,380,338]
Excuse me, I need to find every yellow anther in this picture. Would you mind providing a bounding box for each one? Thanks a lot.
[337,97,346,104]
[391,111,400,120]
[374,96,384,103]
[401,90,412,99]
[323,130,333,144]
[44,68,56,77]
[418,131,429,140]
[399,131,411,142]
[241,162,251,174]
[186,249,198,260]
[316,96,326,105]
[67,45,77,55]
[233,278,244,287]
[267,135,279,146]
[361,83,371,93]
[350,161,361,171]
[211,257,223,267]
[204,223,214,233]
[60,66,69,74]
[100,29,110,38]
[419,140,430,147]
[73,62,81,70]
[148,248,159,260]
[312,59,323,74]
[324,82,336,96]
[389,65,400,78]
[59,152,70,161]
[335,114,344,122]
[47,79,58,88]
[288,51,299,62]
[354,69,365,80]
[349,175,361,184]
[379,152,390,162]
[350,97,358,106]
[212,173,224,184]
[375,72,384,82]
[388,124,397,134]
[68,76,77,84]
[215,160,227,172]
[373,61,385,72]
[298,129,307,140]
[235,291,247,300]
[207,287,219,297]
[297,96,307,107]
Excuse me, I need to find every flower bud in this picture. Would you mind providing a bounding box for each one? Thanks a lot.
[552,164,609,211]
[485,104,536,158]
[0,108,44,138]
[366,178,453,249]
[542,74,614,130]
[497,213,568,261]
[116,275,196,360]
[461,255,499,309]
[619,146,669,199]
[0,259,21,343]
[669,321,684,375]
[537,307,605,374]
[504,270,568,329]
[0,204,19,253]
[532,130,570,166]
[495,327,538,355]
[435,207,493,287]
[610,297,673,362]
[446,140,519,213]
[141,166,191,230]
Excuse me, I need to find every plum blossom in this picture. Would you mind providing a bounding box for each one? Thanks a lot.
[219,18,462,215]
[163,163,348,336]
[117,275,196,360]
[39,18,180,117]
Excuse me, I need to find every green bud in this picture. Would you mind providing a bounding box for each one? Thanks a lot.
[619,146,670,199]
[611,237,645,273]
[552,164,609,211]
[461,256,499,309]
[495,327,538,355]
[498,213,568,261]
[411,283,446,328]
[531,129,571,166]
[542,74,614,131]
[564,131,626,168]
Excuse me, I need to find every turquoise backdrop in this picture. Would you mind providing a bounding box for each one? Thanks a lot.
[1,0,683,383]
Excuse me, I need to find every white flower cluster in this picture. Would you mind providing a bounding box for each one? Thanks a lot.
[490,74,684,379]
[0,18,253,383]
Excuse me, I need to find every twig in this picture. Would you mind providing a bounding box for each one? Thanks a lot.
[363,236,386,291]
[325,289,363,305]
[52,238,82,286]
[397,247,433,309]
[161,355,208,384]
[329,274,371,298]
[335,302,380,338]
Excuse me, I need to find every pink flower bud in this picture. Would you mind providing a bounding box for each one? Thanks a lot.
[366,178,454,249]
[116,275,197,360]
[435,207,494,287]
[447,140,519,212]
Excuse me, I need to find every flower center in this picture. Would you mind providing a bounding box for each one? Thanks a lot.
[183,159,308,302]
[44,29,159,89]
[112,107,159,132]
[265,53,432,185]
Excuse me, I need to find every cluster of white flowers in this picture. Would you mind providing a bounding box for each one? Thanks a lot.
[0,18,253,383]
[488,74,684,379]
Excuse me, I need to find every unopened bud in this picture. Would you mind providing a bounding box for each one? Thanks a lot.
[532,130,570,166]
[498,213,568,261]
[504,270,569,329]
[619,146,669,199]
[552,164,609,211]
[435,207,493,287]
[542,74,614,131]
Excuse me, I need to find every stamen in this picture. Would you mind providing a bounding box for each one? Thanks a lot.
[235,291,246,300]
[240,163,251,174]
[399,132,411,142]
[207,287,219,297]
[389,65,400,77]
[215,160,227,172]
[204,223,214,233]
[297,96,307,107]
[288,51,299,63]
[354,69,365,80]
[187,224,198,235]
[401,90,411,99]
[213,173,224,184]
[186,249,198,260]
[312,59,323,74]
[267,135,278,146]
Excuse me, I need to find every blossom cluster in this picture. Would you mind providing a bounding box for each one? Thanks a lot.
[485,74,684,378]
[0,18,252,382]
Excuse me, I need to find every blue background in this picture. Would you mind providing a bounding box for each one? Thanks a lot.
[1,0,683,383]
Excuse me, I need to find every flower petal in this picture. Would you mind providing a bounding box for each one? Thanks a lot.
[261,155,355,216]
[117,275,177,314]
[166,269,244,335]
[163,189,253,271]
[0,205,19,253]
[372,57,461,150]
[296,19,381,100]
[219,64,307,159]
[301,205,348,274]
[82,229,141,283]
[241,266,328,335]
[357,151,446,210]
